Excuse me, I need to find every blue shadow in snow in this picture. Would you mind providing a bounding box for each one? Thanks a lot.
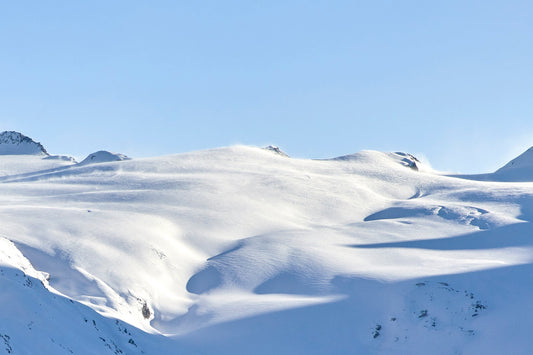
[349,222,533,251]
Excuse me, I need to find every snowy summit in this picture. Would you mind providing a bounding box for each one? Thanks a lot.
[79,150,131,165]
[0,131,49,155]
[493,146,533,181]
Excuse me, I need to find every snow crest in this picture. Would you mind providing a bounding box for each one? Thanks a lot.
[492,146,533,181]
[79,151,131,165]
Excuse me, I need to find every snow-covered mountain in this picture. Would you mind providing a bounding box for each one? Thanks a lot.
[1,133,533,354]
[0,131,131,176]
[0,131,49,155]
[493,146,533,181]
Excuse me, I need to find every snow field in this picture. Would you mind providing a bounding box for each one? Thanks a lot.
[1,144,533,353]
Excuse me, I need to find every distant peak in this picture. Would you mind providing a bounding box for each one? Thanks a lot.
[79,150,131,165]
[0,131,49,156]
[263,145,289,157]
[496,146,533,172]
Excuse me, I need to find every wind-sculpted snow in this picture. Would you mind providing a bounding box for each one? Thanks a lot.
[1,144,533,354]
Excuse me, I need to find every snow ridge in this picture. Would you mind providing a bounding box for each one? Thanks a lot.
[486,146,533,181]
[496,146,533,172]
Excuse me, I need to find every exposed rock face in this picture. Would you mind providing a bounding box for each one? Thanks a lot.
[0,131,49,155]
[141,302,151,319]
[263,145,289,157]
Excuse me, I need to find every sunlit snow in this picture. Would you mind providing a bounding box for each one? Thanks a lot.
[2,133,533,354]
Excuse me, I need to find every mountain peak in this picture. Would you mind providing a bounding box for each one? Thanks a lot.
[497,147,533,172]
[0,131,49,156]
[492,146,533,181]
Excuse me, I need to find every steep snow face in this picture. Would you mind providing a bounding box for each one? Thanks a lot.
[498,147,533,171]
[79,150,131,165]
[0,236,173,354]
[0,131,48,155]
[493,146,533,181]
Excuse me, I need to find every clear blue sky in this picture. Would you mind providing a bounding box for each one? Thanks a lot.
[1,1,532,173]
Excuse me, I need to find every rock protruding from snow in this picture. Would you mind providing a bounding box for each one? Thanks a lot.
[0,131,49,156]
[263,145,289,157]
[79,151,131,165]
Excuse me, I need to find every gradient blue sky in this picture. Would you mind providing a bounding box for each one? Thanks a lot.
[1,1,532,173]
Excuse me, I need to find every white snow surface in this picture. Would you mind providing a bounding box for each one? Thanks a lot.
[492,146,533,181]
[0,155,76,177]
[79,151,131,165]
[1,144,533,354]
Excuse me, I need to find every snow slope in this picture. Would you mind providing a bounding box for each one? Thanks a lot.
[1,140,533,354]
[492,146,533,181]
[449,146,533,182]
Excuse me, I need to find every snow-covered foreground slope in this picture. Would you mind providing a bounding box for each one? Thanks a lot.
[1,144,533,354]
